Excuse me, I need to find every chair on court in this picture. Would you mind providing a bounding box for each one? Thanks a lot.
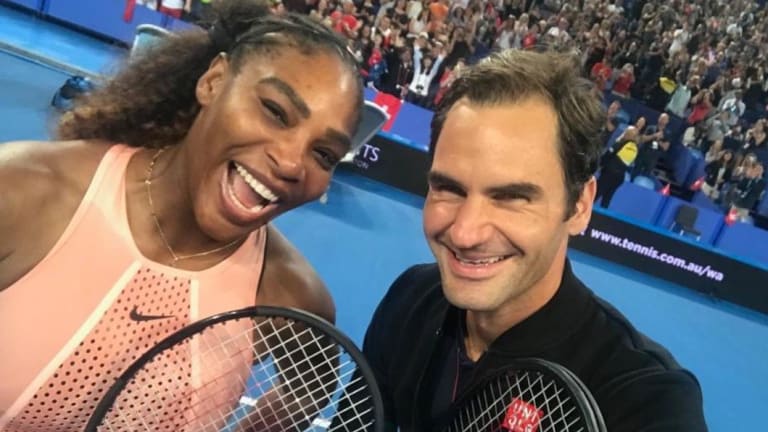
[670,205,702,241]
[633,175,657,190]
[130,24,174,58]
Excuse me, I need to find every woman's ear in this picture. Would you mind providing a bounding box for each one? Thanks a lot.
[196,53,230,107]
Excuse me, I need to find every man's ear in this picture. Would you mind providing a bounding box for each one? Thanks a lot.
[196,53,230,107]
[567,176,596,236]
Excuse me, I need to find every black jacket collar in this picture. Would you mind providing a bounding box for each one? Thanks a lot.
[451,259,596,358]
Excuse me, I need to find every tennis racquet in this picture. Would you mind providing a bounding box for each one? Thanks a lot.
[441,358,606,432]
[85,306,385,432]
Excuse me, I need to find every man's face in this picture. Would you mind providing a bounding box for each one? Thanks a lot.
[424,97,595,316]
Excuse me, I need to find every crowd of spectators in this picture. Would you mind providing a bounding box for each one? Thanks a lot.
[141,0,768,224]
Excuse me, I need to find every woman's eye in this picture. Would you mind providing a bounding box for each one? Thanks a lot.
[314,149,340,170]
[262,99,288,126]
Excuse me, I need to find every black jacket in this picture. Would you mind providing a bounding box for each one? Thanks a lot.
[734,176,766,209]
[704,160,733,187]
[361,261,708,431]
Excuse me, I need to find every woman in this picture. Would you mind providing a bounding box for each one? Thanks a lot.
[702,149,735,200]
[743,119,768,153]
[406,38,445,107]
[612,63,635,98]
[0,1,363,430]
[408,8,429,37]
[433,57,464,106]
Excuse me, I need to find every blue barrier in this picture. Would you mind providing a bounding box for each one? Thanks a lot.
[4,0,38,10]
[715,222,768,264]
[389,102,432,152]
[46,0,165,44]
[656,196,725,245]
[667,144,689,184]
[165,15,201,32]
[608,182,666,224]
[691,191,723,212]
[632,175,658,190]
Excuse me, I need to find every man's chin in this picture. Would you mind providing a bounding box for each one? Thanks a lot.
[442,287,500,312]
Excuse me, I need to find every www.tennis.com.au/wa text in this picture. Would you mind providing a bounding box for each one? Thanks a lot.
[582,229,724,282]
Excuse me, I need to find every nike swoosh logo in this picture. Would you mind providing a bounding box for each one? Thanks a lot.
[129,306,175,322]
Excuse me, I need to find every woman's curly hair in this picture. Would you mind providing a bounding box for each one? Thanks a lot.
[57,0,363,148]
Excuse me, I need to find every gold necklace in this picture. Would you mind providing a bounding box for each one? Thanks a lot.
[145,147,240,267]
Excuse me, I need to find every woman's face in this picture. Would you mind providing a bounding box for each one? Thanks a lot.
[185,49,361,242]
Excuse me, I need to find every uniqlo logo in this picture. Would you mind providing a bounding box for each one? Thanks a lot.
[502,398,543,432]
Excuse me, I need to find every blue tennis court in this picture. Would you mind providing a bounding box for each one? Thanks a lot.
[1,6,767,430]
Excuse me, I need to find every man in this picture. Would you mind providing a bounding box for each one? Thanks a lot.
[596,125,639,208]
[359,50,707,431]
[632,112,671,179]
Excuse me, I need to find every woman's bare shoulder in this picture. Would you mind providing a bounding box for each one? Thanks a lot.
[256,225,336,324]
[0,140,114,290]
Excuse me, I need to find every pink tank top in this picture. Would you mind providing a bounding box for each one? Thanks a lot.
[0,145,267,431]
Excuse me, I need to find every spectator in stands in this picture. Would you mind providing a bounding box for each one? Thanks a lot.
[380,42,414,98]
[434,58,465,106]
[445,26,475,68]
[742,64,766,112]
[409,8,429,37]
[332,0,361,38]
[428,0,450,28]
[495,16,518,50]
[730,162,766,221]
[687,88,714,127]
[705,139,725,163]
[634,116,647,133]
[590,55,613,92]
[600,100,622,146]
[521,22,539,49]
[702,110,730,153]
[407,38,445,107]
[362,34,388,88]
[634,42,665,99]
[270,0,287,15]
[390,0,410,27]
[632,112,670,179]
[611,63,635,98]
[742,119,768,165]
[719,89,747,127]
[545,17,571,48]
[159,0,191,18]
[596,125,639,208]
[702,149,735,200]
[667,73,699,119]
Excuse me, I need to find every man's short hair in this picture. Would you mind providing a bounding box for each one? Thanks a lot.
[429,49,605,218]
